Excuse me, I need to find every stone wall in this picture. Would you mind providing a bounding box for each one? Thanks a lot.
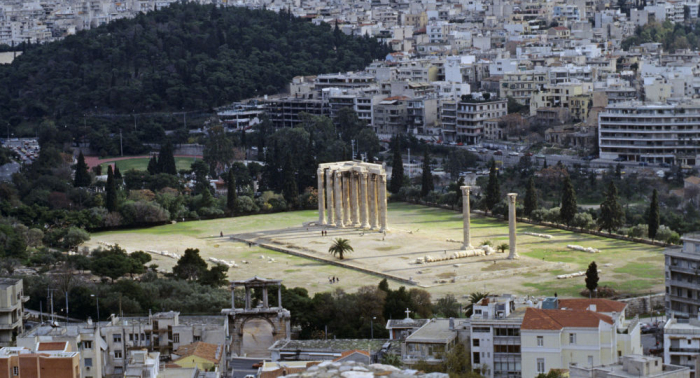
[619,294,665,317]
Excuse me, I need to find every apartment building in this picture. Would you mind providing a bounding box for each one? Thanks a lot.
[407,98,439,135]
[598,101,700,166]
[402,319,460,366]
[664,317,700,378]
[455,98,508,144]
[0,342,80,378]
[0,278,27,347]
[499,70,549,105]
[529,82,591,116]
[441,100,458,142]
[264,96,328,128]
[571,355,689,378]
[373,96,408,135]
[665,233,700,319]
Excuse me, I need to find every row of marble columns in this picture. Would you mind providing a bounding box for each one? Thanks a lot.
[460,186,519,260]
[232,285,283,310]
[317,168,387,231]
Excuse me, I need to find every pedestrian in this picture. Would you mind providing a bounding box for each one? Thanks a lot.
[220,231,223,237]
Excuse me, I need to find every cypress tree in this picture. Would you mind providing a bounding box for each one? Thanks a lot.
[648,188,660,240]
[114,166,122,181]
[598,181,625,234]
[543,158,548,169]
[147,155,159,175]
[560,175,578,227]
[106,165,117,212]
[524,176,538,217]
[282,156,299,209]
[389,139,404,194]
[585,261,599,297]
[455,176,465,209]
[485,159,501,214]
[158,141,177,175]
[420,148,434,197]
[227,169,238,215]
[74,151,91,187]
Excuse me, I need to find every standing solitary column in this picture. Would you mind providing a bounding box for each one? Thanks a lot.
[317,168,326,225]
[350,172,359,226]
[334,171,344,227]
[343,173,351,226]
[245,287,251,310]
[326,169,335,226]
[359,172,369,228]
[378,174,388,232]
[278,286,282,308]
[461,186,472,249]
[262,287,269,308]
[507,193,519,259]
[369,174,378,229]
[231,287,236,310]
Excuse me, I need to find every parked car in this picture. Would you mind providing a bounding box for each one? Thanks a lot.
[508,152,519,157]
[526,152,533,156]
[660,163,671,168]
[467,147,478,152]
[583,155,597,161]
[639,162,649,167]
[614,157,625,162]
[494,150,503,156]
[252,362,264,369]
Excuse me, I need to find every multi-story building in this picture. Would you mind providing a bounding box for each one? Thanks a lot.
[373,96,408,135]
[571,355,690,378]
[402,319,460,366]
[407,98,439,136]
[499,70,549,106]
[665,233,700,319]
[0,278,27,347]
[264,96,328,128]
[664,317,700,378]
[0,342,80,378]
[455,98,508,144]
[598,101,700,166]
[441,100,458,142]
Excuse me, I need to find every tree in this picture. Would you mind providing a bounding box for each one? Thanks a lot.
[484,159,501,214]
[226,169,238,215]
[147,155,159,175]
[648,189,660,240]
[158,141,177,175]
[524,176,538,217]
[560,176,577,227]
[328,238,353,260]
[203,125,235,174]
[91,245,132,282]
[106,165,117,212]
[73,151,91,187]
[434,294,461,318]
[191,160,210,193]
[281,156,299,209]
[598,181,625,234]
[62,227,90,251]
[464,292,489,317]
[420,148,434,197]
[497,243,509,253]
[199,264,229,287]
[173,248,208,280]
[389,140,404,194]
[585,261,599,297]
[114,166,122,182]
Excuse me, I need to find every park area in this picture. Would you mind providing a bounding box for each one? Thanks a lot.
[98,157,197,172]
[85,203,666,299]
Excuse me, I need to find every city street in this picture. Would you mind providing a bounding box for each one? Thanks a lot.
[229,357,267,378]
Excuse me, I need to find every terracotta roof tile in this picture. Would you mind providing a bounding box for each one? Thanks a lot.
[556,298,627,313]
[173,342,222,364]
[37,342,68,351]
[521,308,613,330]
[333,350,370,362]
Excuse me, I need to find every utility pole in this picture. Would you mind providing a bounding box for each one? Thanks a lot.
[133,110,137,131]
[183,108,187,129]
[407,148,411,179]
[120,129,123,157]
[65,291,69,327]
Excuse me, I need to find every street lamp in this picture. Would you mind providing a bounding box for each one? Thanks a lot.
[371,316,376,339]
[90,294,100,323]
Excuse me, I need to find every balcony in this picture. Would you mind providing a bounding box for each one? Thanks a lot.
[670,347,700,353]
[0,319,21,330]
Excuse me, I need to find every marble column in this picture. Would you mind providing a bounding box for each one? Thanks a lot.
[359,172,369,228]
[350,172,359,226]
[262,287,269,308]
[378,174,388,232]
[245,287,251,310]
[343,173,351,226]
[231,288,235,310]
[461,186,472,250]
[326,169,335,226]
[317,169,326,225]
[507,193,519,260]
[368,174,378,229]
[334,171,344,227]
[278,286,282,308]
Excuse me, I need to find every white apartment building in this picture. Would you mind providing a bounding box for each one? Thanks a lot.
[665,233,700,319]
[0,278,27,347]
[664,318,700,378]
[455,98,508,144]
[598,101,700,166]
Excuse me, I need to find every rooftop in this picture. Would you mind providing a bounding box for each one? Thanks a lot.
[269,339,393,352]
[173,342,222,363]
[406,319,457,343]
[0,278,21,289]
[521,308,613,330]
[557,298,627,313]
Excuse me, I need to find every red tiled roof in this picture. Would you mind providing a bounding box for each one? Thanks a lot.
[521,308,613,330]
[333,350,370,362]
[383,96,409,101]
[173,342,222,364]
[556,298,627,313]
[553,26,569,31]
[37,342,68,351]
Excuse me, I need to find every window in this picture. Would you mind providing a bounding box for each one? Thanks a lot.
[113,334,122,343]
[83,341,92,349]
[114,350,123,359]
[569,333,576,344]
[194,335,201,342]
[473,352,480,364]
[473,339,480,347]
[173,333,180,343]
[114,367,123,375]
[13,366,18,376]
[537,358,545,373]
[588,356,593,366]
[537,336,544,346]
[85,358,93,367]
[129,333,134,341]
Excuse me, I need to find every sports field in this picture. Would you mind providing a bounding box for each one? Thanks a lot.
[86,203,666,299]
[99,157,197,172]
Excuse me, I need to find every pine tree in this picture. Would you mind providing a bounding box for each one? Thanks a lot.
[147,155,159,175]
[282,156,299,209]
[485,159,501,214]
[585,261,599,297]
[158,141,177,175]
[648,188,660,240]
[114,166,122,182]
[389,139,404,194]
[455,177,465,209]
[524,176,538,217]
[598,181,625,234]
[560,175,578,227]
[543,158,548,169]
[106,165,117,212]
[73,151,91,187]
[420,148,433,197]
[227,169,238,215]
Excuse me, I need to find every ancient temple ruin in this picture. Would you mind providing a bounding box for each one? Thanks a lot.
[317,162,388,231]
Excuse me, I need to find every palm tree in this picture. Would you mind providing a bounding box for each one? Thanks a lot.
[464,291,489,317]
[497,243,509,253]
[328,238,354,260]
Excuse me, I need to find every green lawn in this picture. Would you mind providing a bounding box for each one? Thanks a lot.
[99,157,197,172]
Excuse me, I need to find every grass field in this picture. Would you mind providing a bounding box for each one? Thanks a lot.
[100,157,197,172]
[88,203,667,299]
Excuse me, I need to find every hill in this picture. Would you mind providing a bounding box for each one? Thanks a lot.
[0,3,389,126]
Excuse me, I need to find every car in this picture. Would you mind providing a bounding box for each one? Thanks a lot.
[479,149,489,154]
[245,375,257,378]
[535,154,545,159]
[583,155,597,161]
[639,162,649,166]
[660,163,671,168]
[494,150,503,156]
[613,157,625,162]
[526,152,533,156]
[252,362,264,369]
[457,142,464,146]
[508,152,519,157]
[467,147,478,152]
